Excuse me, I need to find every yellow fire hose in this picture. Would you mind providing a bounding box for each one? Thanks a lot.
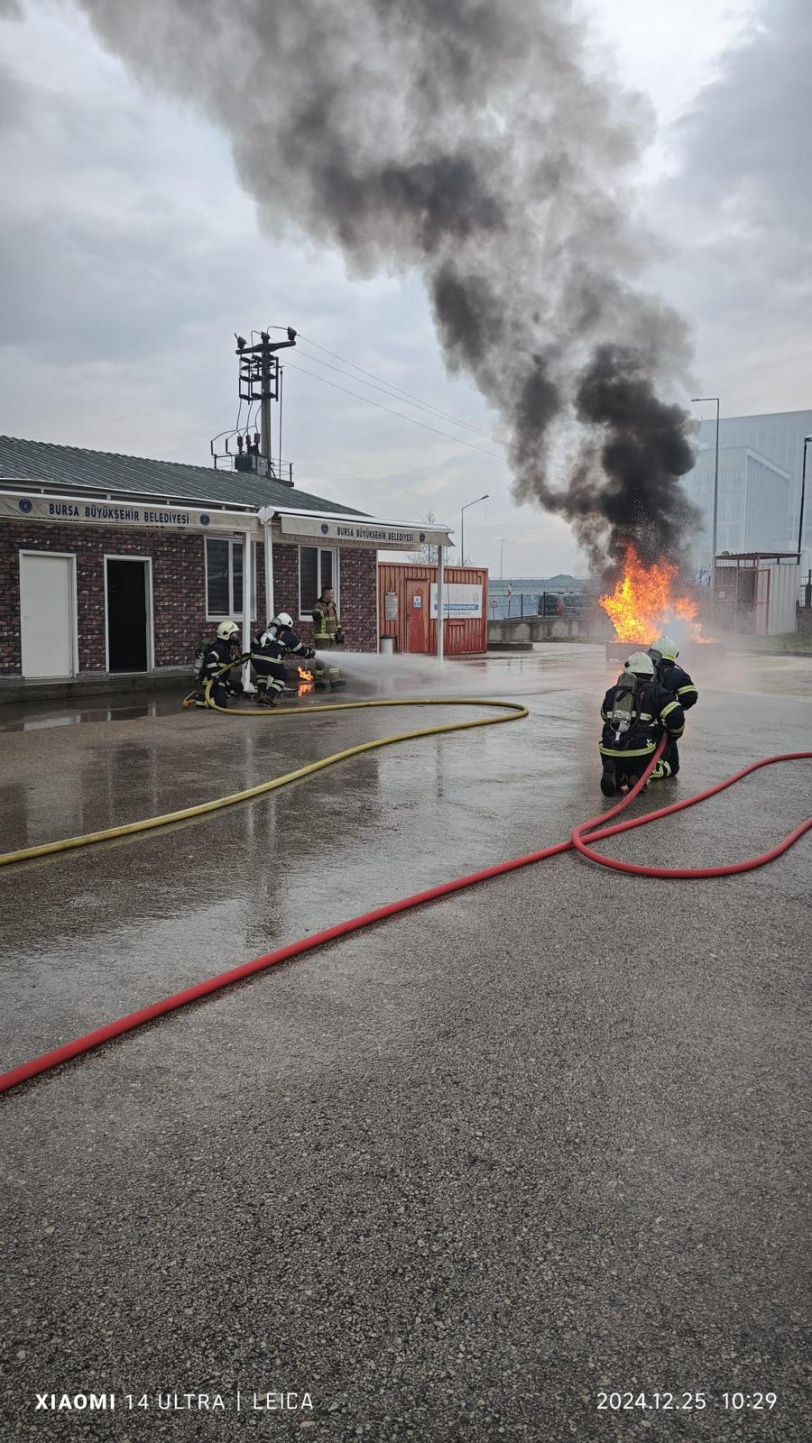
[0,661,528,868]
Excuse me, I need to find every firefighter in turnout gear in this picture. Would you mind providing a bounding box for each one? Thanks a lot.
[189,621,245,709]
[250,613,316,706]
[311,586,345,689]
[312,587,344,647]
[647,636,698,778]
[599,651,685,797]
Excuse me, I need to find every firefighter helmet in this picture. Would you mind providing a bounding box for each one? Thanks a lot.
[274,613,293,628]
[650,635,679,662]
[216,621,240,641]
[625,651,655,678]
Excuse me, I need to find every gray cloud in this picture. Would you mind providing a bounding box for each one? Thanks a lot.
[649,0,812,410]
[69,0,700,572]
[0,56,26,128]
[674,0,811,236]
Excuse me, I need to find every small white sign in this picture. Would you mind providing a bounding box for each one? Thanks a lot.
[430,583,483,619]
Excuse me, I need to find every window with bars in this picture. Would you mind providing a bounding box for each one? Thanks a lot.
[205,538,258,619]
[298,547,337,620]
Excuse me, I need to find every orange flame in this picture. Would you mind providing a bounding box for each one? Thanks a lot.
[600,544,712,644]
[296,665,315,695]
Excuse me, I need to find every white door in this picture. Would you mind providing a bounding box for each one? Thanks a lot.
[20,553,76,678]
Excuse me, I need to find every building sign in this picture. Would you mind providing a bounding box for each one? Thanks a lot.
[1,493,250,533]
[384,591,398,621]
[430,583,483,619]
[275,512,451,550]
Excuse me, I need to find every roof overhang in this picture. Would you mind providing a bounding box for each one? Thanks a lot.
[0,487,258,534]
[259,505,454,551]
[0,484,456,549]
[0,475,256,514]
[716,552,800,563]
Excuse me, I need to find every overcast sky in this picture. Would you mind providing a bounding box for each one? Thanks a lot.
[0,0,808,578]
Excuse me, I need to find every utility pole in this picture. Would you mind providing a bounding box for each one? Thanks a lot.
[260,340,272,463]
[236,328,297,473]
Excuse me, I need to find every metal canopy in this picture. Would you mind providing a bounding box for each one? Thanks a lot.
[260,505,454,551]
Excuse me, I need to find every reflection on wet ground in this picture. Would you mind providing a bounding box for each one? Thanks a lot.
[1,648,810,1440]
[0,701,164,731]
[3,644,808,737]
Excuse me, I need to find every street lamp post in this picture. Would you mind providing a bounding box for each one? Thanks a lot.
[692,396,720,586]
[499,537,507,580]
[798,436,812,559]
[460,494,489,567]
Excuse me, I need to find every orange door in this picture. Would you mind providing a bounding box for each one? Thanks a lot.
[406,579,430,652]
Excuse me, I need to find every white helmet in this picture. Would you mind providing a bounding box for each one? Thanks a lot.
[650,635,679,662]
[217,621,240,641]
[274,613,293,628]
[625,651,655,678]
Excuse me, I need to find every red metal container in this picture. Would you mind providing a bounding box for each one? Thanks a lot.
[378,562,489,656]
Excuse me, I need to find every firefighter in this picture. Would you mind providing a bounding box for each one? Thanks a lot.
[190,620,245,709]
[312,586,345,648]
[250,613,316,706]
[599,651,685,797]
[311,586,345,688]
[647,635,698,778]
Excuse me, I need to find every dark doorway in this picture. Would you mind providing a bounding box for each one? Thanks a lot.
[106,559,149,672]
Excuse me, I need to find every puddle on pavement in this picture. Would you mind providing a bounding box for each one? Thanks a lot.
[0,701,165,732]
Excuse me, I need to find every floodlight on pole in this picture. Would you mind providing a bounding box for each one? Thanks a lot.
[460,494,489,566]
[692,397,720,586]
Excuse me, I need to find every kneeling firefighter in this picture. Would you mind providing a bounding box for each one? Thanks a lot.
[599,651,685,797]
[311,586,345,689]
[250,614,316,706]
[187,621,246,708]
[647,635,698,778]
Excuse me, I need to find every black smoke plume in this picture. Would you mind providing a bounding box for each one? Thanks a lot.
[74,0,699,574]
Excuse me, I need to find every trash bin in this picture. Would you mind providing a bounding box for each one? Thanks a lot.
[380,636,395,655]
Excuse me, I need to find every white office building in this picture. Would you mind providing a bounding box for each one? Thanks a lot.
[681,446,791,568]
[690,410,812,565]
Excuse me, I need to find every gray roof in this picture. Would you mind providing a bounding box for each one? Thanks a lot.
[0,436,366,516]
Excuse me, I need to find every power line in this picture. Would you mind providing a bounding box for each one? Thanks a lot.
[283,359,511,461]
[295,332,506,447]
[283,343,573,486]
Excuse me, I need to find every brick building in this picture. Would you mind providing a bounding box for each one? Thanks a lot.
[0,437,452,682]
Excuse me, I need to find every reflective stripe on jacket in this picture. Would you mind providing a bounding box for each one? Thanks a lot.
[201,637,239,680]
[658,659,699,711]
[253,623,310,663]
[599,681,685,759]
[312,600,339,642]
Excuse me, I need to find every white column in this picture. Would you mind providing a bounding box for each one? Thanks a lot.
[436,543,445,663]
[242,528,253,691]
[264,519,275,625]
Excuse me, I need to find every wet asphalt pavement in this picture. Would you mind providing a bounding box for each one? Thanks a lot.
[1,646,810,1443]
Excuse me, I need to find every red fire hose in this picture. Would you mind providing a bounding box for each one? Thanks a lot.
[1,741,809,1095]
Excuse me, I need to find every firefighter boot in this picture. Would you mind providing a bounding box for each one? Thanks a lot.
[600,760,617,797]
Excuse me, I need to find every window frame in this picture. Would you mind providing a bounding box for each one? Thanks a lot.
[205,537,259,621]
[298,546,339,622]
